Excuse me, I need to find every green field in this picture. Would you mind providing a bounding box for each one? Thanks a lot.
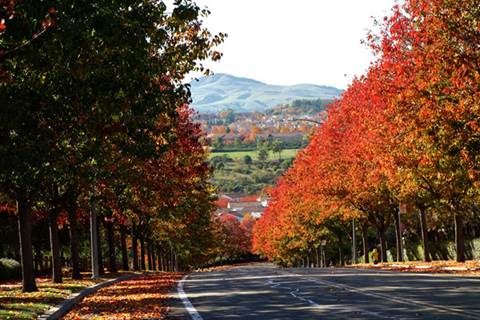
[209,148,299,160]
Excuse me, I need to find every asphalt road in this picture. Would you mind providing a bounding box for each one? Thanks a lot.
[169,263,480,320]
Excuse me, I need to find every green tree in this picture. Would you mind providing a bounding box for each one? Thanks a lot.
[243,155,253,166]
[1,0,224,291]
[271,139,284,160]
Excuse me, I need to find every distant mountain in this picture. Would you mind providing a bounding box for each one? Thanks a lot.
[189,73,342,113]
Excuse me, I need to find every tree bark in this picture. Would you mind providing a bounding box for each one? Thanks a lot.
[106,221,117,273]
[418,208,431,262]
[454,213,465,262]
[131,224,139,271]
[147,240,153,270]
[17,195,38,292]
[140,236,146,270]
[120,226,129,270]
[156,245,162,271]
[393,210,403,262]
[97,219,104,275]
[361,223,369,263]
[150,242,156,271]
[67,205,82,279]
[89,199,100,278]
[379,230,387,262]
[48,210,63,283]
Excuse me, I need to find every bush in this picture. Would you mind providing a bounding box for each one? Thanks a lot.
[0,258,22,281]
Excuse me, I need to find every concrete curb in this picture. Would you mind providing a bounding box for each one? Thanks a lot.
[352,264,480,272]
[37,273,143,320]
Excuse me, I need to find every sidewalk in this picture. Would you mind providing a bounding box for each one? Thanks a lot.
[351,260,480,275]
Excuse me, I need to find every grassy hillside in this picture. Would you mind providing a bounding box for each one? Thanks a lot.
[191,73,342,113]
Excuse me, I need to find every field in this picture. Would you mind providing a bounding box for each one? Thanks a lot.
[210,148,300,160]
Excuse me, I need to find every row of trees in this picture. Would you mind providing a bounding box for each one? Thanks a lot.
[0,0,226,292]
[253,0,480,266]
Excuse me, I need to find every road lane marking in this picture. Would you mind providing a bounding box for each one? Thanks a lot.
[266,277,393,319]
[284,271,480,319]
[178,274,203,320]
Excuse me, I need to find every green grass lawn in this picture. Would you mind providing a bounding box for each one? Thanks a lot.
[210,148,299,160]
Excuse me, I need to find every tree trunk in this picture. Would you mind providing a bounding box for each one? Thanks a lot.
[379,230,387,262]
[393,210,403,262]
[156,245,162,271]
[97,220,104,275]
[89,199,100,278]
[131,224,139,271]
[17,195,38,292]
[454,213,465,262]
[418,208,431,262]
[352,219,357,264]
[140,236,146,270]
[361,223,369,263]
[48,211,63,283]
[150,242,156,271]
[67,206,82,279]
[120,226,129,270]
[106,221,117,273]
[147,240,153,271]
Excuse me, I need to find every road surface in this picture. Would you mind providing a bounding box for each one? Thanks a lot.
[169,263,480,320]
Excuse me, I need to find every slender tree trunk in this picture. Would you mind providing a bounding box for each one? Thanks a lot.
[394,210,403,262]
[352,219,357,264]
[156,245,162,271]
[48,211,63,283]
[17,195,38,292]
[151,242,156,271]
[361,224,369,263]
[67,206,82,279]
[97,220,104,275]
[140,236,146,270]
[131,224,139,271]
[379,230,387,262]
[174,251,178,272]
[315,247,320,267]
[89,199,100,278]
[418,208,431,262]
[454,213,465,262]
[106,221,117,273]
[147,240,153,271]
[120,226,129,271]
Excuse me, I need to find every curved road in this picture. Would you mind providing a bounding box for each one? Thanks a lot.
[169,263,480,320]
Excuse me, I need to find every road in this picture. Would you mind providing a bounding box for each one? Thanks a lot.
[169,263,480,320]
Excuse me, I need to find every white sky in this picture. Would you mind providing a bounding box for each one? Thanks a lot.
[177,0,398,89]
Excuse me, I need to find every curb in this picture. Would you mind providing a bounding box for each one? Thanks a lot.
[351,264,480,273]
[37,273,143,320]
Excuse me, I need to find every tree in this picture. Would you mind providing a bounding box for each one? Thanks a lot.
[243,155,253,166]
[271,140,284,160]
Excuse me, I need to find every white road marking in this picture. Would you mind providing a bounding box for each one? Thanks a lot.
[178,274,203,320]
[285,271,480,319]
[266,277,390,319]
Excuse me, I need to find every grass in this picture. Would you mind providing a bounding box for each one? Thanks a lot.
[210,148,299,160]
[0,272,133,320]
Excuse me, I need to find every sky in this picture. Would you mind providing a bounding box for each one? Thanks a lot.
[175,0,398,89]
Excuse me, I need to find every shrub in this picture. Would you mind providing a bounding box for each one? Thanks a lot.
[0,258,22,281]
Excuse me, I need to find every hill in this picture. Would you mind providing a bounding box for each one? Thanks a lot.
[190,73,342,113]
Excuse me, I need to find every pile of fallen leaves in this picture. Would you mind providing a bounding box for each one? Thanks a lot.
[352,260,480,275]
[62,273,183,320]
[0,276,104,320]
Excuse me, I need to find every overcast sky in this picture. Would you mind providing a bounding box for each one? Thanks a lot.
[178,0,398,89]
